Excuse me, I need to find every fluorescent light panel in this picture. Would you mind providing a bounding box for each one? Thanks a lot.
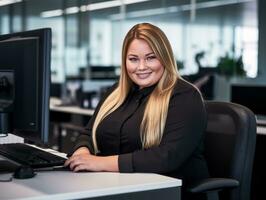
[87,0,149,11]
[41,0,150,18]
[65,6,79,14]
[86,0,121,11]
[0,0,22,7]
[110,0,254,20]
[41,9,63,18]
[80,5,87,12]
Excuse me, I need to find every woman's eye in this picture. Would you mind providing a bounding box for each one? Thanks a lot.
[146,56,156,61]
[129,57,138,62]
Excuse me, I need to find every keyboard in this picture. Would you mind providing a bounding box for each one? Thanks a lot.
[0,143,67,168]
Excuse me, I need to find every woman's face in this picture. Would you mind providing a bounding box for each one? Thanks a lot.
[126,39,164,89]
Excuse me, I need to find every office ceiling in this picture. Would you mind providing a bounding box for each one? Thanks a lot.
[87,0,257,26]
[13,0,257,27]
[112,0,257,26]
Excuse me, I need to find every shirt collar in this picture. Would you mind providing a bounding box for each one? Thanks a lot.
[131,83,157,99]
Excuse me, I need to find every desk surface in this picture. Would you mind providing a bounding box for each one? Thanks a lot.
[0,171,181,200]
[257,126,266,135]
[50,97,94,116]
[50,104,94,116]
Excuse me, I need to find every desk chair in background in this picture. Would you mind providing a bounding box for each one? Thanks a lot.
[189,101,256,200]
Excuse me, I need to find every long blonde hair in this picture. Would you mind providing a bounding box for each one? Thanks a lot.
[92,23,180,154]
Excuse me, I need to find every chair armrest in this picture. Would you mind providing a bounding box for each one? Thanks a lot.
[188,178,239,193]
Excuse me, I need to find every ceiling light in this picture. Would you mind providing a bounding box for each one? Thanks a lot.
[65,6,79,14]
[86,0,149,11]
[0,0,22,7]
[41,0,150,18]
[87,0,121,11]
[110,0,253,20]
[80,5,87,12]
[41,9,63,18]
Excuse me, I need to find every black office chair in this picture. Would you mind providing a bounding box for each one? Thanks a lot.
[189,101,256,200]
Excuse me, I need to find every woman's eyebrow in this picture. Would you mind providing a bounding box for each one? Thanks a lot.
[127,54,138,57]
[145,52,155,56]
[127,52,154,57]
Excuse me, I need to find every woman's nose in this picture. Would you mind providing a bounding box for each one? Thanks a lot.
[138,59,147,70]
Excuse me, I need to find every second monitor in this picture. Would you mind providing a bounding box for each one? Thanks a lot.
[231,84,266,123]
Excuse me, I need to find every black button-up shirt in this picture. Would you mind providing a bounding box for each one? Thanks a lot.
[73,78,209,188]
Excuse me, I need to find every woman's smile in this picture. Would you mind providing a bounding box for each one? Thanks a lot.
[136,72,152,79]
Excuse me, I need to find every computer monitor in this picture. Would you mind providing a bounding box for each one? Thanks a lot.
[0,28,51,145]
[231,84,266,117]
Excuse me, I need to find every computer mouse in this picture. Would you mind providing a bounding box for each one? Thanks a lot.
[13,166,36,179]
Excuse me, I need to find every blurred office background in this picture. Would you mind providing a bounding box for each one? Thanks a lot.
[1,1,266,199]
[1,0,264,102]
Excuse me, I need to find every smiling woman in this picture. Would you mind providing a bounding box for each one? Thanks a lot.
[65,23,209,200]
[126,39,164,89]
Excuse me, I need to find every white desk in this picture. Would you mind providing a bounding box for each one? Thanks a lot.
[257,126,266,135]
[50,98,94,116]
[50,104,94,116]
[0,171,181,200]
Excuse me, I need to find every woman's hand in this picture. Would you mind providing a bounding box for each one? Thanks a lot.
[64,147,119,172]
[71,147,91,156]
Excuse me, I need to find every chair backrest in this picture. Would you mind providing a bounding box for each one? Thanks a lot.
[204,101,256,200]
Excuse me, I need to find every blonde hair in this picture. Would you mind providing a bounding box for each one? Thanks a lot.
[92,23,180,154]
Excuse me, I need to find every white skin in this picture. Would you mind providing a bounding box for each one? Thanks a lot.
[126,39,164,89]
[64,39,164,172]
[64,147,118,172]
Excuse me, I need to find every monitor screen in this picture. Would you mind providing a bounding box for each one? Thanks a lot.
[231,84,266,116]
[0,28,51,145]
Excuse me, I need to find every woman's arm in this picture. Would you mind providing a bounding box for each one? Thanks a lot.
[71,83,118,155]
[65,84,119,172]
[64,147,119,172]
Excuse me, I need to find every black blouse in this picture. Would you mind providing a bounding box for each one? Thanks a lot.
[73,78,209,189]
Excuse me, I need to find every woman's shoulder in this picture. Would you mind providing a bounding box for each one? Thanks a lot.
[170,78,206,116]
[172,78,201,96]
